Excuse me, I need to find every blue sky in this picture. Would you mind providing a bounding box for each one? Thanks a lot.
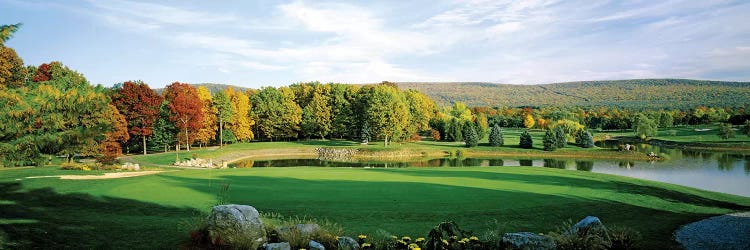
[2,0,749,88]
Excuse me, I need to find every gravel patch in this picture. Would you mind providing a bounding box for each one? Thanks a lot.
[675,211,750,250]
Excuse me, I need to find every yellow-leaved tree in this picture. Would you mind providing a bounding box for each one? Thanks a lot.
[524,113,535,129]
[226,87,254,141]
[194,86,217,147]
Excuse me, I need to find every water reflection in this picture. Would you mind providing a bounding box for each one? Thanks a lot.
[229,144,750,197]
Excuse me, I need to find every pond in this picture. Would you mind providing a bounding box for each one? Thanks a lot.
[230,144,750,197]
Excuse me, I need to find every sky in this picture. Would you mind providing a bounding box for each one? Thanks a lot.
[2,0,749,88]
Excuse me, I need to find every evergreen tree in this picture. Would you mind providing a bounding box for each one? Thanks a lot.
[580,130,595,148]
[148,101,177,153]
[555,126,567,148]
[464,126,478,148]
[744,120,750,137]
[360,122,370,144]
[519,130,533,149]
[543,129,557,151]
[489,124,504,146]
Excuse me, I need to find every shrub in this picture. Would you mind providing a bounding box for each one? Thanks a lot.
[463,126,478,148]
[519,130,533,149]
[455,149,466,158]
[718,123,735,140]
[549,219,610,250]
[543,129,557,151]
[430,129,441,141]
[60,162,90,171]
[488,124,504,146]
[608,225,641,250]
[409,133,422,142]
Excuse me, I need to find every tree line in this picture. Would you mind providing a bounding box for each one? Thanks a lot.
[2,23,749,166]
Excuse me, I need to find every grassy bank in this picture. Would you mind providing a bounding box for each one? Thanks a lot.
[123,128,652,167]
[2,166,749,249]
[600,125,750,151]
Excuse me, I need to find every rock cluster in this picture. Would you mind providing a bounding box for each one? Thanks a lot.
[316,148,359,161]
[120,162,140,171]
[174,158,220,168]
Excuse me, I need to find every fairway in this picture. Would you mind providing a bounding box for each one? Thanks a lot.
[2,166,749,249]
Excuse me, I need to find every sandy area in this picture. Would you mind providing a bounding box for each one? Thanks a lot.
[26,171,167,180]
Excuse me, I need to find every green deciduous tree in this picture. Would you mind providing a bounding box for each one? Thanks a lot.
[718,123,735,140]
[543,129,557,151]
[519,130,533,149]
[301,86,332,139]
[212,90,233,148]
[489,124,504,146]
[329,83,358,139]
[250,87,302,141]
[361,84,409,147]
[633,114,657,140]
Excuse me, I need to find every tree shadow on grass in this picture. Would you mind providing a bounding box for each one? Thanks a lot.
[0,182,200,249]
[159,173,750,249]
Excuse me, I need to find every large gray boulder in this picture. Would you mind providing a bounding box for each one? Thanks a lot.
[265,242,291,250]
[500,232,556,250]
[337,236,360,250]
[206,204,266,249]
[309,240,325,250]
[570,216,607,235]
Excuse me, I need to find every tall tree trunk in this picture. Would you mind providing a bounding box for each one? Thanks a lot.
[185,127,190,151]
[142,135,147,155]
[384,134,388,147]
[219,117,223,149]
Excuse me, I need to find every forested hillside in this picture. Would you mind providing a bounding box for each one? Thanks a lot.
[398,79,750,109]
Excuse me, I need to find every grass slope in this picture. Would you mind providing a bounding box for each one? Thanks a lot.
[398,79,750,108]
[2,166,749,249]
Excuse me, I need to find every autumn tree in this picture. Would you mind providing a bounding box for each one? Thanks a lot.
[163,82,203,151]
[98,104,130,164]
[524,114,535,129]
[110,81,162,155]
[212,90,233,148]
[226,87,254,141]
[0,23,26,88]
[193,86,218,147]
[301,85,332,139]
[404,89,437,138]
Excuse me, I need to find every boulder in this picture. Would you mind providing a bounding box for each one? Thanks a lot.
[265,242,291,250]
[499,232,556,250]
[309,240,325,250]
[206,204,266,249]
[337,236,360,250]
[570,216,607,235]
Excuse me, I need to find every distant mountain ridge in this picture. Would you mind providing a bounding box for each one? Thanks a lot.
[160,79,749,109]
[397,79,750,109]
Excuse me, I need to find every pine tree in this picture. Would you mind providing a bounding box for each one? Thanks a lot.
[489,124,504,146]
[519,130,533,149]
[543,129,557,151]
[555,126,567,148]
[580,130,595,148]
[464,126,478,148]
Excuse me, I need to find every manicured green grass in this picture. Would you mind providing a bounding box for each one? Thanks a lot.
[601,125,750,148]
[2,166,748,249]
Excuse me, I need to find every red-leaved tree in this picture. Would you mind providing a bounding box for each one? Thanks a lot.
[111,81,163,155]
[163,82,203,151]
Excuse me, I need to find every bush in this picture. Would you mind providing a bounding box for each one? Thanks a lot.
[519,130,533,149]
[543,129,557,151]
[408,133,422,142]
[718,123,735,140]
[430,129,441,141]
[608,225,641,250]
[549,220,610,250]
[463,126,478,148]
[488,124,504,146]
[60,162,91,171]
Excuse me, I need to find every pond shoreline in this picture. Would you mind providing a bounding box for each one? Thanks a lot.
[609,136,750,152]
